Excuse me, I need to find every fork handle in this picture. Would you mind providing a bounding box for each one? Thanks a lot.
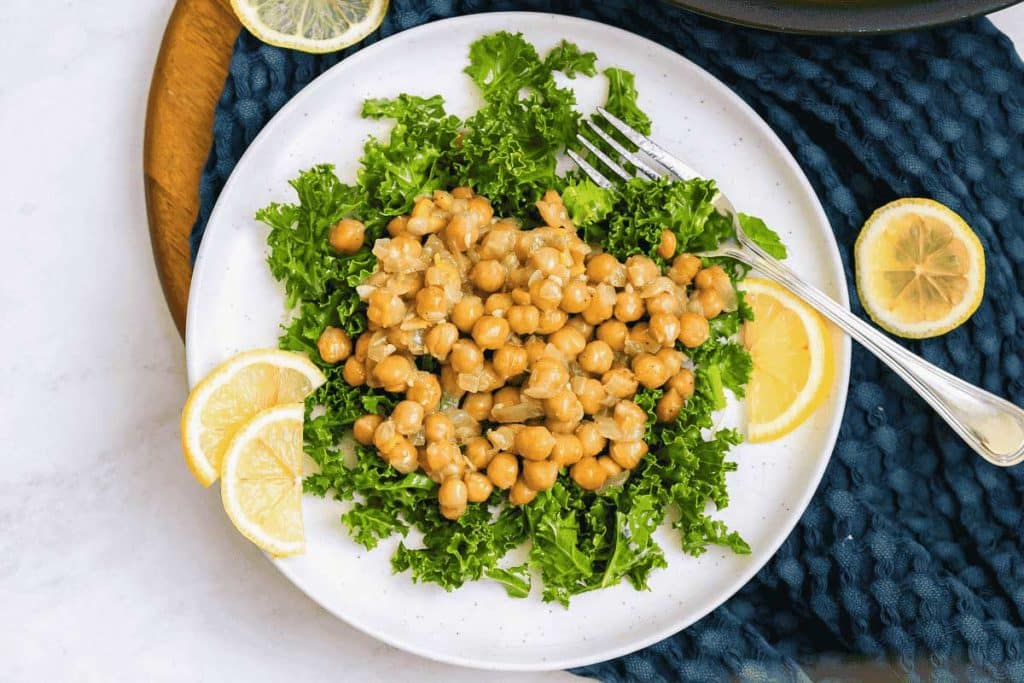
[721,244,1024,467]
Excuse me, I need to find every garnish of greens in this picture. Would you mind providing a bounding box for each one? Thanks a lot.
[256,32,785,606]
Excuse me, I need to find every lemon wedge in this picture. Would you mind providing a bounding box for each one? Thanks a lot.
[230,0,388,54]
[221,403,306,557]
[181,349,325,487]
[855,198,985,339]
[740,278,834,443]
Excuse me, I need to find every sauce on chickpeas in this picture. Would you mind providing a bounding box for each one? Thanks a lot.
[315,187,732,519]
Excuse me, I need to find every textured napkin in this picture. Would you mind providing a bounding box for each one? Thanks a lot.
[190,2,1024,679]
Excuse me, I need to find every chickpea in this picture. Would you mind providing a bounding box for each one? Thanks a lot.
[507,305,540,335]
[446,211,480,252]
[387,215,408,237]
[392,400,426,435]
[510,288,532,305]
[587,253,620,284]
[509,478,538,505]
[390,234,423,263]
[678,312,710,348]
[656,348,685,377]
[526,358,570,398]
[493,386,521,408]
[668,254,702,286]
[389,439,419,473]
[697,288,724,319]
[522,459,559,492]
[352,414,382,445]
[529,277,563,312]
[452,186,474,199]
[614,400,648,434]
[316,326,351,364]
[423,322,458,362]
[657,229,677,259]
[467,259,504,293]
[646,291,679,317]
[407,372,442,410]
[462,392,494,422]
[532,247,563,275]
[546,416,582,434]
[694,264,727,290]
[329,218,365,254]
[465,437,495,470]
[425,261,460,290]
[571,457,607,490]
[669,368,696,398]
[602,367,639,399]
[440,364,465,399]
[373,419,402,454]
[465,471,493,503]
[425,441,458,472]
[479,226,518,260]
[626,255,659,288]
[471,316,510,351]
[354,332,372,360]
[537,309,568,335]
[582,292,614,325]
[560,280,592,313]
[412,196,435,219]
[551,433,583,467]
[649,313,682,347]
[481,294,510,317]
[416,286,448,322]
[574,377,606,415]
[439,476,469,508]
[468,196,494,225]
[514,425,556,461]
[524,337,548,366]
[450,339,484,374]
[598,456,622,479]
[632,353,670,389]
[549,327,587,360]
[566,317,594,339]
[493,346,529,380]
[367,290,407,328]
[578,340,614,375]
[656,390,684,423]
[596,320,629,352]
[424,413,455,443]
[575,422,607,458]
[546,388,584,423]
[614,291,645,323]
[487,452,519,489]
[342,357,367,386]
[373,355,414,391]
[451,296,484,333]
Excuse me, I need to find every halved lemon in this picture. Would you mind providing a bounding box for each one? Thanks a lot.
[855,198,985,339]
[181,349,325,487]
[221,403,306,557]
[740,278,834,443]
[230,0,389,54]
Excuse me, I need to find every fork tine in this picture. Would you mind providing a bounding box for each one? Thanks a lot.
[574,134,632,182]
[595,106,700,181]
[583,120,660,180]
[566,149,613,189]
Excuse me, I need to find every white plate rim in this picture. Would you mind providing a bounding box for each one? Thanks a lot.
[186,11,852,671]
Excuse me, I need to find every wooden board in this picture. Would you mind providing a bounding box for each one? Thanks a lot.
[144,0,240,338]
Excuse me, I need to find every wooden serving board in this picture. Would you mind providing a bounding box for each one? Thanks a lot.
[144,0,240,338]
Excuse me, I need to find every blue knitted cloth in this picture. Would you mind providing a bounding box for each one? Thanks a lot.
[190,2,1024,679]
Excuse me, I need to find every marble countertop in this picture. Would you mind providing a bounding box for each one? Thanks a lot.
[2,3,1022,681]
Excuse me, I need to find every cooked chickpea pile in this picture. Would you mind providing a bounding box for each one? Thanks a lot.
[316,187,735,520]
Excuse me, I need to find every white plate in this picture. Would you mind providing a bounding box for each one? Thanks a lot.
[186,12,851,672]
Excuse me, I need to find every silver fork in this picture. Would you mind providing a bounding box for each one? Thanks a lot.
[569,106,1024,467]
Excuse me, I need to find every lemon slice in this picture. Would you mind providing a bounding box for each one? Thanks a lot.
[230,0,389,54]
[221,403,306,556]
[855,198,985,339]
[181,349,325,487]
[740,278,834,443]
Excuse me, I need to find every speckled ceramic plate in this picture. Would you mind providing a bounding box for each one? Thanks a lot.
[186,12,851,672]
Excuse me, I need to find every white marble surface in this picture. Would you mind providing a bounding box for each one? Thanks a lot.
[1,2,1022,681]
